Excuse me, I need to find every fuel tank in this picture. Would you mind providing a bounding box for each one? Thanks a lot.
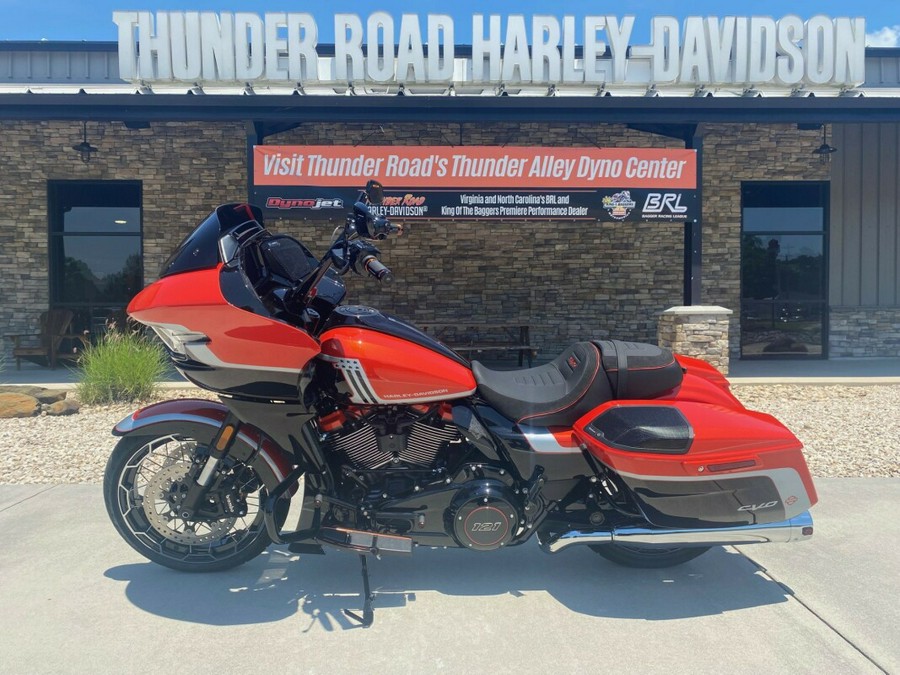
[318,306,476,404]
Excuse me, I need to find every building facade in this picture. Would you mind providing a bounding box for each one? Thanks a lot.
[1,23,899,365]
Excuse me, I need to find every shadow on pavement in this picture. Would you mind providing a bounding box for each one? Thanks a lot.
[105,542,791,630]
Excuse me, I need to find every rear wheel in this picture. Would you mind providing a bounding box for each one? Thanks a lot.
[103,431,279,572]
[590,544,711,568]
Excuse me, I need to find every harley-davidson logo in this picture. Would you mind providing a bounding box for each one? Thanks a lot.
[381,388,449,399]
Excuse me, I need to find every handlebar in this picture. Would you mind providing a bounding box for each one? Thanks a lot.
[360,253,394,283]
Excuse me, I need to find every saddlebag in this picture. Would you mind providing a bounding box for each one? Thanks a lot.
[574,399,817,529]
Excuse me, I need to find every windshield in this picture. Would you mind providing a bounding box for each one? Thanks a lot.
[160,203,263,278]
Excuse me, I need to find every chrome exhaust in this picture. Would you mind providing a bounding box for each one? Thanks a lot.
[540,511,814,554]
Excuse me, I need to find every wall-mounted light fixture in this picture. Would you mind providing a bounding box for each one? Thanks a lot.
[812,124,838,163]
[71,122,98,164]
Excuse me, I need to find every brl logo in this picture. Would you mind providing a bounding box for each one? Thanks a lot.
[642,193,688,214]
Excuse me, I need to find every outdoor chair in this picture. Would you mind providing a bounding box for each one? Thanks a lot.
[6,308,89,369]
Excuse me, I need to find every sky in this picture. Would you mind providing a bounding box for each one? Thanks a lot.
[0,1,898,46]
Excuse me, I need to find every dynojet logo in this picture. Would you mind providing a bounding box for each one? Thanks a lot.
[113,12,866,88]
[265,197,344,210]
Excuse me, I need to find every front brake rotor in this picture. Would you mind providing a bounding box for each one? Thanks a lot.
[142,463,236,545]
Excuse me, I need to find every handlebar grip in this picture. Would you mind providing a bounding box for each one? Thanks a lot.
[362,254,394,283]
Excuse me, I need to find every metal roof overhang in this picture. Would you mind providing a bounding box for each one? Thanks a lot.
[3,93,900,128]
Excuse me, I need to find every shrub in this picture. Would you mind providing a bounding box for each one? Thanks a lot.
[76,327,168,404]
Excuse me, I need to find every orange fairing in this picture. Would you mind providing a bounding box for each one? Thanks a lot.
[319,327,476,404]
[128,265,320,371]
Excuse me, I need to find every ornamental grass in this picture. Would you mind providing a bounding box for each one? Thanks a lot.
[76,326,168,404]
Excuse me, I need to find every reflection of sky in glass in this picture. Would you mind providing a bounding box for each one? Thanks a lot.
[63,207,141,233]
[63,237,140,277]
[743,207,823,233]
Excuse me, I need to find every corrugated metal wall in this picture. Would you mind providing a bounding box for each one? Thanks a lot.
[830,123,900,307]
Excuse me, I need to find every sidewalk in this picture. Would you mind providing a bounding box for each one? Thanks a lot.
[728,357,900,385]
[0,362,188,389]
[4,356,900,389]
[0,478,894,673]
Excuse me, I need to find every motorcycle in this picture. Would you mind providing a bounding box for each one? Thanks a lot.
[104,180,817,627]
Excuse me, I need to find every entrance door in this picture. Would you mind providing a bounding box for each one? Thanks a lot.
[740,182,828,358]
[48,181,143,338]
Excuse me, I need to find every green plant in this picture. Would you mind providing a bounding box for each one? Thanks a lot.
[76,328,168,404]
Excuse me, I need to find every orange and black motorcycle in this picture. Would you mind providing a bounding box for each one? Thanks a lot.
[104,181,816,626]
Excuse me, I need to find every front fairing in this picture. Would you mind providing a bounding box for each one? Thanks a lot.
[129,265,320,400]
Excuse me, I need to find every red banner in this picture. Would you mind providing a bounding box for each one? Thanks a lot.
[254,145,697,190]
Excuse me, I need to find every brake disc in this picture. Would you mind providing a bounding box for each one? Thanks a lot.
[142,463,236,546]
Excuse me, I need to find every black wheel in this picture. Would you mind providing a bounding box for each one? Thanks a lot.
[590,544,711,568]
[103,429,282,572]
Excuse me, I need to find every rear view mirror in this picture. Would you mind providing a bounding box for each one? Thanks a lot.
[365,179,384,205]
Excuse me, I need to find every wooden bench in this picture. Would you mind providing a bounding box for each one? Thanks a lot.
[420,322,537,367]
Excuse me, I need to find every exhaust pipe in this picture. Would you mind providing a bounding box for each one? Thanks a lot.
[541,511,814,554]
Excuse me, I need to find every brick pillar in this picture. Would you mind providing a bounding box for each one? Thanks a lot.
[657,306,733,375]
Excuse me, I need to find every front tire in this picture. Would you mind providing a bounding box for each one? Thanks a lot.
[590,544,711,568]
[103,430,279,572]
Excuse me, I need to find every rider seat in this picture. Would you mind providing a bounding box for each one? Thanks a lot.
[471,341,612,427]
[471,340,684,428]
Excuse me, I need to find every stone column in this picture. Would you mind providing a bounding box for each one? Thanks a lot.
[657,306,733,375]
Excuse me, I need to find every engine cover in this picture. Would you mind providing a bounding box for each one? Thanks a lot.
[447,481,521,551]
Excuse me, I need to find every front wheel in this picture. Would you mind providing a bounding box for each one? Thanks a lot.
[590,544,711,568]
[103,430,280,572]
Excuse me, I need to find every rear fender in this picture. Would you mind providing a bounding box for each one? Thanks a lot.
[659,355,744,408]
[112,398,296,486]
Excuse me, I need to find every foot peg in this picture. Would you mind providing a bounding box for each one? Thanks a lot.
[286,542,325,555]
[318,527,413,556]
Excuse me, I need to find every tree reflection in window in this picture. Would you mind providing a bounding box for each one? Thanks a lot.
[49,181,142,337]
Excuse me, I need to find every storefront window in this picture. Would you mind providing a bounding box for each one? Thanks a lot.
[740,182,828,358]
[48,181,143,338]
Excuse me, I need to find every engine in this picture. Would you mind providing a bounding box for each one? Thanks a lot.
[319,405,462,471]
[317,405,525,551]
[447,481,521,551]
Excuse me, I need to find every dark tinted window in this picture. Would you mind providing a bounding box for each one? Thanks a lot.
[740,182,828,359]
[57,237,142,303]
[48,180,143,337]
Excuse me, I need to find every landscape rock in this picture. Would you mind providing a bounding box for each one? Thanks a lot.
[0,385,46,398]
[0,386,68,404]
[46,400,80,416]
[0,393,40,418]
[35,389,68,404]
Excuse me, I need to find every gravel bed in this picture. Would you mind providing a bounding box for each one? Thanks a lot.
[0,385,897,484]
[0,389,216,485]
[731,384,900,479]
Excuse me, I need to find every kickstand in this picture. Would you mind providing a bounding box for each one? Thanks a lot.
[343,554,375,628]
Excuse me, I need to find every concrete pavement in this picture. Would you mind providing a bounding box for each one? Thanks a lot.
[727,358,900,385]
[0,479,894,674]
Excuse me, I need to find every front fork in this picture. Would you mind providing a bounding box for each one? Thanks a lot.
[177,412,242,519]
